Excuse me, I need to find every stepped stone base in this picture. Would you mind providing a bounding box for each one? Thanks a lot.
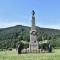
[29,42,38,49]
[22,48,41,53]
[27,48,40,53]
[28,42,39,53]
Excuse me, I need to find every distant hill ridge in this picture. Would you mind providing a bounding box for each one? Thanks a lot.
[0,25,60,41]
[0,25,60,49]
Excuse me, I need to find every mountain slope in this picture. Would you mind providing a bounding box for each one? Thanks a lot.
[0,25,60,49]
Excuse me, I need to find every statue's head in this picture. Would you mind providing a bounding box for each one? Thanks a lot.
[32,10,35,16]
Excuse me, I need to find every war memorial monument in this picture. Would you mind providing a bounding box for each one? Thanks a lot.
[29,10,39,53]
[18,10,52,54]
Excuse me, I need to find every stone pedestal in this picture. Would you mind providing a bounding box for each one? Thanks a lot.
[29,42,39,53]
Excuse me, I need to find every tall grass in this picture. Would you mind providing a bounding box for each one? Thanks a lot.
[0,49,60,60]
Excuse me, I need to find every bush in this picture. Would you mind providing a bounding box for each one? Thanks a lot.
[48,38,60,48]
[8,48,12,51]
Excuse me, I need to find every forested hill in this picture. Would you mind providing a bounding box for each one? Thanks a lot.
[0,25,60,49]
[0,25,60,41]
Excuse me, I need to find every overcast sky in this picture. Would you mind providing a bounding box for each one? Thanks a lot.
[0,0,60,29]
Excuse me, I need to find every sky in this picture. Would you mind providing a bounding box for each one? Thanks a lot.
[0,0,60,29]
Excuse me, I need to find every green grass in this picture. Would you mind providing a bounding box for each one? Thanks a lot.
[0,49,60,60]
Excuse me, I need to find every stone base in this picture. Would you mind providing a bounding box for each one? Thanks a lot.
[27,42,39,53]
[28,48,40,53]
[22,42,39,53]
[22,48,41,53]
[29,42,38,49]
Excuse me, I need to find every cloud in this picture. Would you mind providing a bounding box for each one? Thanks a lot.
[0,21,30,28]
[0,22,19,28]
[0,21,60,30]
[44,25,60,30]
[37,24,60,30]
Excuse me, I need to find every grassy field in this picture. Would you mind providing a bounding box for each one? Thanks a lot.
[0,49,60,60]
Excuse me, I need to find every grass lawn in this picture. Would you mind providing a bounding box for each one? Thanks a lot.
[0,49,60,60]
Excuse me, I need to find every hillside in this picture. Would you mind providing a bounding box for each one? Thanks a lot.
[0,25,60,49]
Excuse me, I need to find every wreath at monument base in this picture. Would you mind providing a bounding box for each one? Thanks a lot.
[30,30,37,35]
